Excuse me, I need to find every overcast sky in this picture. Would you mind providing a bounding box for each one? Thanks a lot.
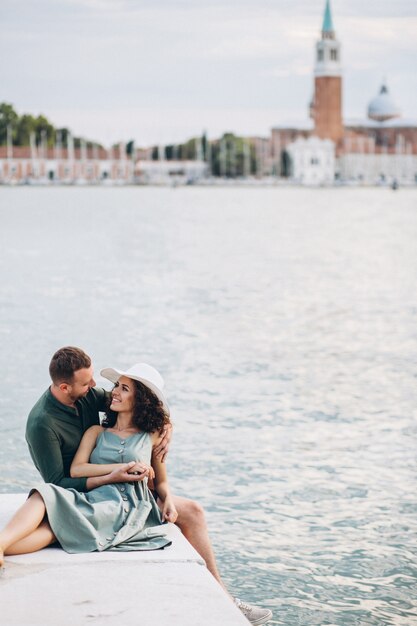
[1,0,416,146]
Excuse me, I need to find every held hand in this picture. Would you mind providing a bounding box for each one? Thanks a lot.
[108,462,148,483]
[153,423,173,463]
[161,498,178,524]
[128,462,155,481]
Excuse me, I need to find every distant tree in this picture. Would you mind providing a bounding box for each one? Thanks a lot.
[209,133,255,177]
[126,140,135,156]
[202,132,208,160]
[15,114,37,146]
[211,140,221,176]
[0,102,108,151]
[180,137,197,160]
[281,150,292,178]
[34,115,55,147]
[0,102,19,145]
[57,128,71,145]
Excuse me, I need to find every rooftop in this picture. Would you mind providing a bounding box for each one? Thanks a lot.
[367,83,401,122]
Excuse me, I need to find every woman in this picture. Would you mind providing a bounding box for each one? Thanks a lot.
[0,363,177,565]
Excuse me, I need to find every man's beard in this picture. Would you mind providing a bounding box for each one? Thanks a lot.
[68,388,90,404]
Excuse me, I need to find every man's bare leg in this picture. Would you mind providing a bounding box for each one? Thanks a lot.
[160,496,273,624]
[161,494,227,591]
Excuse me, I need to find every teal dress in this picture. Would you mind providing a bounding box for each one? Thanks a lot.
[33,429,171,553]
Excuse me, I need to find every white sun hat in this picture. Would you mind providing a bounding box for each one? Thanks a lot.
[100,363,169,414]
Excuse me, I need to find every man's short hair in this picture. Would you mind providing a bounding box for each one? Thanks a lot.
[49,346,91,384]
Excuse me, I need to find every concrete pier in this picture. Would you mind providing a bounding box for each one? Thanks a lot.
[0,494,248,626]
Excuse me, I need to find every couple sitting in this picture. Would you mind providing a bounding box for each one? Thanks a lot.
[0,346,272,625]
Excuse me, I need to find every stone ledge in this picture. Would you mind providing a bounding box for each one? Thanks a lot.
[0,493,249,626]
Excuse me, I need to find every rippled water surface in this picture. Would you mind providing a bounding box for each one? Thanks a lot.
[0,186,416,625]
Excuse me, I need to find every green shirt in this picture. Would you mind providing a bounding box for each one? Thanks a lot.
[26,387,109,492]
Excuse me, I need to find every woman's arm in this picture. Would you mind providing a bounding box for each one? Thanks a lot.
[70,426,128,478]
[70,426,149,491]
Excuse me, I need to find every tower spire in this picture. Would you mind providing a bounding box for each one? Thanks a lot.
[322,0,335,39]
[311,0,343,145]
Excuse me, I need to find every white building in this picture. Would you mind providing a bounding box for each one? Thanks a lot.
[287,136,335,185]
[340,84,417,184]
[134,160,208,185]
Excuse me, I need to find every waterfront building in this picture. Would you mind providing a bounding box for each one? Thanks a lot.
[340,86,417,184]
[0,144,133,185]
[135,159,208,185]
[0,141,207,186]
[270,0,417,185]
[1,1,415,186]
[287,136,335,185]
[310,0,343,146]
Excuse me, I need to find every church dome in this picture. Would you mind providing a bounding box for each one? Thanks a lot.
[368,83,400,121]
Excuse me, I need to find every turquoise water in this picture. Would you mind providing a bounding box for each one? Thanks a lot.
[0,186,416,625]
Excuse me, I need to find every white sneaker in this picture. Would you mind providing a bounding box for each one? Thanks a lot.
[234,598,272,625]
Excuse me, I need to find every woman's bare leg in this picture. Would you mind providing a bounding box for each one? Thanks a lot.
[0,492,47,566]
[6,520,56,555]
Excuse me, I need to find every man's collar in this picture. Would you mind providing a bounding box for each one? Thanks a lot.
[46,387,78,414]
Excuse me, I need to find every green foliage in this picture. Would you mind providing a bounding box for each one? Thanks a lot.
[168,132,256,176]
[209,133,256,177]
[0,103,19,145]
[14,114,37,146]
[34,115,55,147]
[1,103,258,177]
[201,132,208,159]
[0,102,102,148]
[56,128,70,144]
[126,140,135,156]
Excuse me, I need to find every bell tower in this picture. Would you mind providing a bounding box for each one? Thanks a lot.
[311,0,343,144]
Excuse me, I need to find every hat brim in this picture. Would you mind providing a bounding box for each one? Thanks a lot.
[100,367,169,415]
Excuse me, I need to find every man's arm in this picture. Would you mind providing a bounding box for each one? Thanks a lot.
[152,422,173,463]
[151,432,177,523]
[26,425,89,492]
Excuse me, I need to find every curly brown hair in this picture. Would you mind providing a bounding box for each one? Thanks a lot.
[102,379,170,433]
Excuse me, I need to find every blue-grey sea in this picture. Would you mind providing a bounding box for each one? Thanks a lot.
[0,185,416,625]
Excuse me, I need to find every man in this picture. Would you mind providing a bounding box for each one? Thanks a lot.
[26,346,272,625]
